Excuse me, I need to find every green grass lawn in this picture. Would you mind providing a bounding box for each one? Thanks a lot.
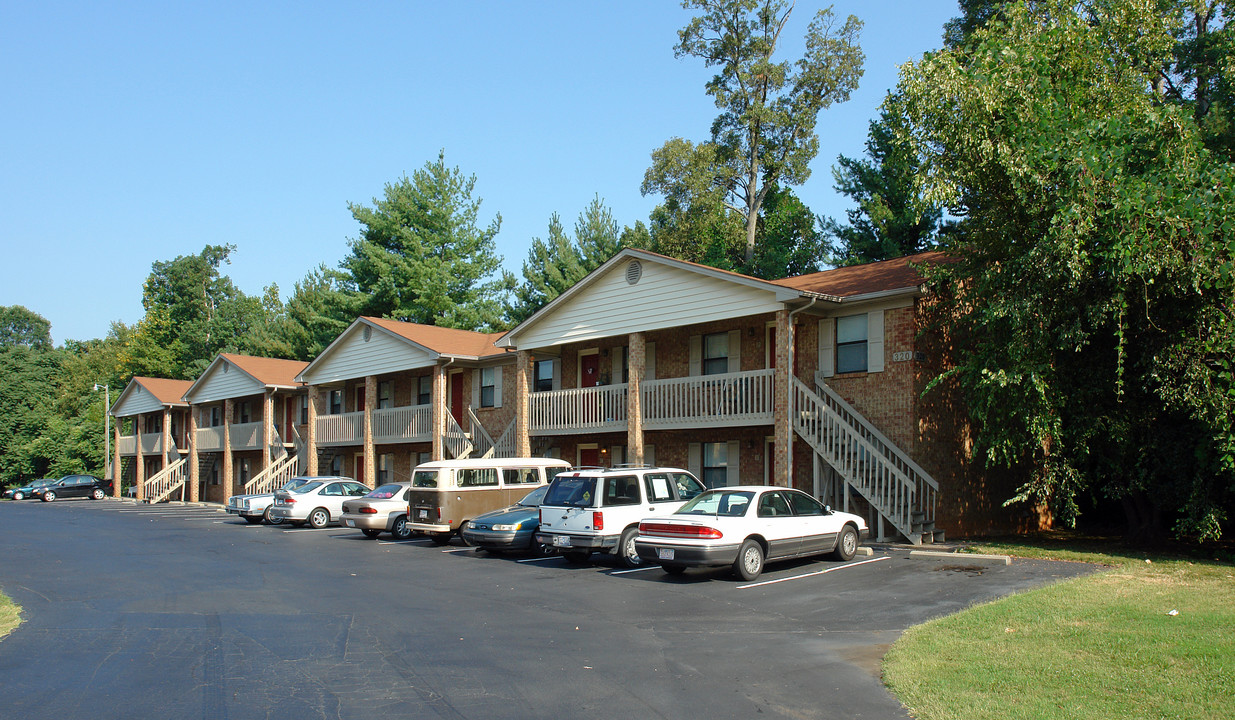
[0,592,19,640]
[883,535,1235,720]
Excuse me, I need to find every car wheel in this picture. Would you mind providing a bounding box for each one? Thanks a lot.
[391,515,411,540]
[662,563,687,575]
[42,491,56,503]
[263,507,284,525]
[430,532,453,545]
[733,539,764,581]
[618,527,642,568]
[563,551,590,564]
[361,528,382,539]
[91,488,105,500]
[11,491,23,501]
[832,524,858,562]
[307,508,330,529]
[243,516,263,525]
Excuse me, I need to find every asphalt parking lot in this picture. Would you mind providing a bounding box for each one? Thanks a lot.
[0,499,1099,720]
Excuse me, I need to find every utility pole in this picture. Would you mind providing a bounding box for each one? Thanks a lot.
[94,384,111,481]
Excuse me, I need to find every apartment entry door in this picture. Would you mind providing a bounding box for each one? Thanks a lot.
[450,372,465,426]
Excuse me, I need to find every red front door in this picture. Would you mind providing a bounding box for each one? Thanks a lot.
[582,354,600,387]
[579,447,600,467]
[450,373,465,425]
[283,398,294,443]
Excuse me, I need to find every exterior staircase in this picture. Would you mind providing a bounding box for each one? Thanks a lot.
[244,431,304,495]
[444,414,473,459]
[143,454,188,503]
[791,374,941,545]
[466,411,516,459]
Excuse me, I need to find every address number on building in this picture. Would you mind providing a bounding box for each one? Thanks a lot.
[892,351,926,362]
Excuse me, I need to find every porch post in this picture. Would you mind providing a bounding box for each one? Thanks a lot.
[627,332,646,465]
[263,389,275,474]
[363,375,376,487]
[515,351,531,457]
[112,421,122,498]
[223,399,235,496]
[773,309,792,487]
[162,408,172,469]
[134,416,145,501]
[189,409,200,502]
[306,386,319,476]
[431,364,446,460]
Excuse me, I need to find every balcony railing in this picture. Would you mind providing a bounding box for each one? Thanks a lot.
[529,384,628,435]
[643,369,775,429]
[373,404,432,443]
[195,426,224,452]
[317,411,364,446]
[229,421,263,451]
[117,434,185,456]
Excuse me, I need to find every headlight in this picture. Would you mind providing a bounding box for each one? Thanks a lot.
[491,523,521,531]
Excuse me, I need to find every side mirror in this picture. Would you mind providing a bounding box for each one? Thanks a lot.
[823,504,834,514]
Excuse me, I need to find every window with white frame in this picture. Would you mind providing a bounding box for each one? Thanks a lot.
[377,453,393,483]
[702,442,729,488]
[702,333,729,375]
[298,396,308,425]
[480,367,496,408]
[378,381,393,410]
[210,406,221,427]
[836,314,869,374]
[534,360,554,392]
[417,376,432,405]
[328,390,343,415]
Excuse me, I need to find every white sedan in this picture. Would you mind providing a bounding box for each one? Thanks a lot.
[267,477,369,529]
[634,486,869,580]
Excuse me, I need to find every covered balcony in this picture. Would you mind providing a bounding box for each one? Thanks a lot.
[315,404,433,447]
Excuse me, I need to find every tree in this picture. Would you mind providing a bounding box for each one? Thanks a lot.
[265,265,360,361]
[899,0,1235,541]
[0,306,52,350]
[0,345,63,485]
[748,185,825,278]
[822,101,942,266]
[341,152,513,331]
[643,0,864,265]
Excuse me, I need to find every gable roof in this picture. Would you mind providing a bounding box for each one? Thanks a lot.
[183,353,309,404]
[109,376,192,417]
[362,317,505,358]
[770,251,954,300]
[219,354,309,388]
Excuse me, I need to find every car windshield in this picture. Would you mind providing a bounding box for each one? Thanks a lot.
[516,485,549,507]
[677,490,755,517]
[280,479,310,492]
[542,477,595,507]
[366,484,403,499]
[412,470,439,488]
[292,481,323,494]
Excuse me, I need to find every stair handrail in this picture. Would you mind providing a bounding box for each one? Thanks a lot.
[143,456,188,504]
[489,420,516,459]
[444,414,473,459]
[467,408,497,458]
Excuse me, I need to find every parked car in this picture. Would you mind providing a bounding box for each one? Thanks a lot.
[634,486,869,580]
[226,477,315,524]
[535,465,705,568]
[4,478,57,501]
[461,484,551,554]
[340,482,415,539]
[267,477,368,528]
[35,475,111,502]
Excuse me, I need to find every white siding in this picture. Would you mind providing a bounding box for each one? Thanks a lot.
[301,324,436,384]
[112,385,166,417]
[513,261,785,349]
[188,361,263,404]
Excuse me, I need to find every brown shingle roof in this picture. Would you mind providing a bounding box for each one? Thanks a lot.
[771,251,954,298]
[363,317,507,359]
[219,354,309,387]
[134,377,192,406]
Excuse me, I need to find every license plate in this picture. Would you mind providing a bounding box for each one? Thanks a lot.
[343,519,354,528]
[552,536,572,547]
[658,548,675,560]
[417,509,428,520]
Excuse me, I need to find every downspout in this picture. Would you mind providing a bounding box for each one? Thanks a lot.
[785,297,818,486]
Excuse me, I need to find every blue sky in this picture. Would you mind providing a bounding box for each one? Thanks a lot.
[1,1,960,345]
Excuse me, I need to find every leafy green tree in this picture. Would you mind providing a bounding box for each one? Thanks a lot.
[750,185,825,278]
[643,0,864,265]
[341,152,513,331]
[265,265,360,361]
[0,306,52,349]
[0,345,62,485]
[900,0,1235,541]
[823,102,942,266]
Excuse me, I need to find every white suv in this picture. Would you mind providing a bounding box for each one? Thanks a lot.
[535,465,705,568]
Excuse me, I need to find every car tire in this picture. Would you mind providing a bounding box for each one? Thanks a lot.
[430,532,453,546]
[662,563,687,575]
[733,539,764,581]
[361,528,382,539]
[307,508,330,529]
[42,491,56,503]
[11,491,23,501]
[91,488,105,500]
[391,515,411,540]
[832,525,858,562]
[263,507,284,525]
[563,551,590,564]
[243,516,264,525]
[618,527,642,568]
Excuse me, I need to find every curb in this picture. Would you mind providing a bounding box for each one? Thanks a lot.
[908,550,1011,565]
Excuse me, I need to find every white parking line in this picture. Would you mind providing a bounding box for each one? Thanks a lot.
[610,565,661,575]
[441,547,473,553]
[736,555,889,589]
[516,556,556,563]
[281,527,334,533]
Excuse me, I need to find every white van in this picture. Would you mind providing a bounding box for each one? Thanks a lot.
[406,458,572,544]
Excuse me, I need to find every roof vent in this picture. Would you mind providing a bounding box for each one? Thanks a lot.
[626,260,642,285]
[363,325,372,342]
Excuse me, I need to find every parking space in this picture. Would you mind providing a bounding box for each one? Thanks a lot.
[0,499,1098,720]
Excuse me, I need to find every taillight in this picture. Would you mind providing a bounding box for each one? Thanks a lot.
[638,521,722,539]
[360,507,377,514]
[592,511,603,531]
[283,497,296,505]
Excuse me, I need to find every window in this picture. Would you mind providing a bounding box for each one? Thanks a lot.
[758,491,792,517]
[534,360,554,392]
[702,332,729,375]
[378,381,393,410]
[602,476,641,506]
[298,396,308,425]
[238,458,251,484]
[377,453,393,484]
[330,455,343,475]
[480,367,496,408]
[328,390,343,415]
[643,473,675,502]
[459,468,498,487]
[144,415,161,434]
[836,314,868,374]
[702,442,729,488]
[210,407,221,427]
[238,402,251,424]
[786,490,823,516]
[417,376,432,406]
[322,482,344,496]
[209,461,220,486]
[503,467,539,485]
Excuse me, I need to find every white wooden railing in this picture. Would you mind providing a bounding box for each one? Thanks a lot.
[529,384,628,434]
[792,374,938,544]
[143,456,188,503]
[643,369,774,429]
[317,411,364,446]
[490,421,517,458]
[244,452,301,495]
[373,404,432,443]
[444,414,472,459]
[468,408,497,458]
